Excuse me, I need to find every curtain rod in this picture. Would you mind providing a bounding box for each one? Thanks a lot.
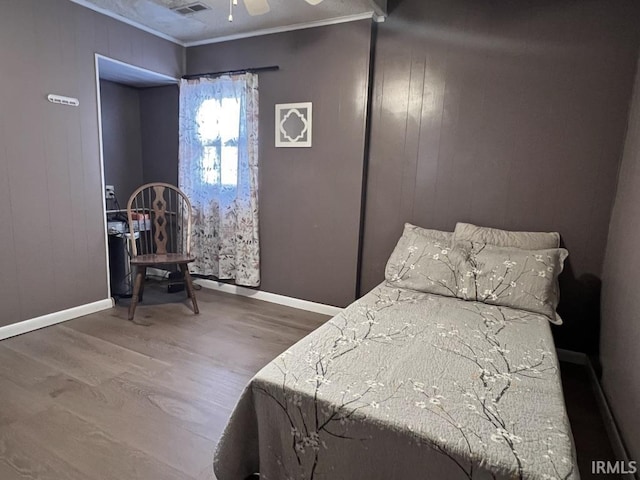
[181,65,279,80]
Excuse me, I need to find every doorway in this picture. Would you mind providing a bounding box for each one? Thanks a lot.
[95,54,179,299]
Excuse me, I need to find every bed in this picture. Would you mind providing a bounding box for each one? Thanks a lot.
[214,223,579,480]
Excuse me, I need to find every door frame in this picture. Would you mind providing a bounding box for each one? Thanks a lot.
[94,54,178,299]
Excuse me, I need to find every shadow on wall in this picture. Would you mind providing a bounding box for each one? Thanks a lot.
[385,0,627,62]
[388,0,591,18]
[387,0,403,14]
[555,262,602,356]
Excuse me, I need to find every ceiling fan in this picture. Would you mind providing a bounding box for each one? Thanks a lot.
[233,0,324,18]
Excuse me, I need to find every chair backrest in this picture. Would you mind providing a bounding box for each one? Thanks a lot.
[126,183,193,258]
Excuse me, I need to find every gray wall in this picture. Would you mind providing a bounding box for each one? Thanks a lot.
[360,0,640,352]
[100,82,179,205]
[601,54,640,465]
[140,85,180,186]
[0,0,183,326]
[187,21,372,307]
[101,80,144,204]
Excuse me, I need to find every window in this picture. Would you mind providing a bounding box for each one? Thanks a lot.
[178,73,260,285]
[196,96,241,186]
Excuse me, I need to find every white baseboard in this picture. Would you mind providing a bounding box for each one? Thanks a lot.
[0,298,114,341]
[194,279,343,317]
[557,348,635,479]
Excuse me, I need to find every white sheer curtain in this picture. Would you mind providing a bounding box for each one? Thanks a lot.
[178,74,260,286]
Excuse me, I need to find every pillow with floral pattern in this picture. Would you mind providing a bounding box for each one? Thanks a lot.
[385,224,461,298]
[454,241,568,324]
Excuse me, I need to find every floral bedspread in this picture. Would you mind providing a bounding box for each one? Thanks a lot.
[214,284,579,480]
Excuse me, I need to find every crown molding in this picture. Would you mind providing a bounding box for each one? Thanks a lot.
[184,12,375,47]
[69,2,382,50]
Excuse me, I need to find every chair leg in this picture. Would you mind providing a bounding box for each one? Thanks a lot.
[128,266,146,320]
[138,268,146,302]
[180,264,199,314]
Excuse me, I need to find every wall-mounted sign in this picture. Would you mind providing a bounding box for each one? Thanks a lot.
[275,102,312,148]
[47,94,79,107]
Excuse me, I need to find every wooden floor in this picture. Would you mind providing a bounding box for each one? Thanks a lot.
[0,283,328,480]
[0,282,618,479]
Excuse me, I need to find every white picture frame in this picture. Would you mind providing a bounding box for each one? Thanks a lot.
[275,102,312,148]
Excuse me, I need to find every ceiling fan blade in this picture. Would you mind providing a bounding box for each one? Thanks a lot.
[304,0,324,4]
[243,0,270,16]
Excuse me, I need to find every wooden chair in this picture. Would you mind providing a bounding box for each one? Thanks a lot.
[126,182,199,320]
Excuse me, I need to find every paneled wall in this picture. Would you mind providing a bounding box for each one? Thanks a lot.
[140,85,180,187]
[360,0,640,352]
[101,82,179,205]
[601,53,640,466]
[187,21,372,307]
[0,0,183,326]
[100,80,144,203]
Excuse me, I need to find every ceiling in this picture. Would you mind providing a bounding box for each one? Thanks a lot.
[70,0,386,45]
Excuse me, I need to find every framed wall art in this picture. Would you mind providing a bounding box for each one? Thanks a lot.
[275,102,312,148]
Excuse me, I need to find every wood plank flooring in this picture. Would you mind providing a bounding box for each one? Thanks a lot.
[0,282,619,479]
[0,284,328,480]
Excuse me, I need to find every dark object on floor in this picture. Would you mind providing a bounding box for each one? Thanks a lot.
[108,233,134,297]
[167,271,185,293]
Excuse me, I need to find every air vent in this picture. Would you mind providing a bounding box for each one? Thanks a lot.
[172,2,210,15]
